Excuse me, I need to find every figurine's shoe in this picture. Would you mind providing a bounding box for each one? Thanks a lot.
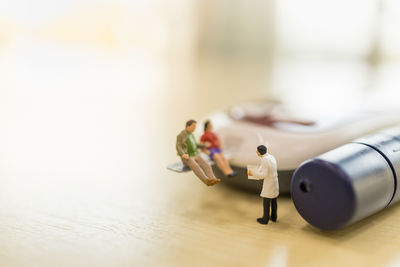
[205,179,221,186]
[257,217,269,224]
[204,180,214,186]
[210,179,221,185]
[227,171,238,177]
[270,216,277,222]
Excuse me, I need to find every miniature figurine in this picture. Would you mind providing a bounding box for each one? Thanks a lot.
[176,120,221,186]
[200,120,237,177]
[248,145,279,224]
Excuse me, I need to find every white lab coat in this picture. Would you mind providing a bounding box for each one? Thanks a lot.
[254,153,279,198]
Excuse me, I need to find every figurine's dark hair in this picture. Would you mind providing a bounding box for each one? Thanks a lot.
[186,119,197,127]
[257,145,267,155]
[204,120,210,132]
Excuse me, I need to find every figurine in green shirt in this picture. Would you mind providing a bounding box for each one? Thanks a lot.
[176,120,221,186]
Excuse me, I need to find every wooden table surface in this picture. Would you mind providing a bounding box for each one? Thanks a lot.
[1,41,400,267]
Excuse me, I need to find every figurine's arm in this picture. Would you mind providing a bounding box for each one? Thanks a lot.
[254,162,268,179]
[215,135,222,149]
[176,135,186,157]
[197,143,206,149]
[200,134,212,148]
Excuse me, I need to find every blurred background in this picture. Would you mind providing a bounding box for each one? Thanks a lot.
[2,0,400,112]
[2,0,400,266]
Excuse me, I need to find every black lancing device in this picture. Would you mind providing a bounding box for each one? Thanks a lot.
[291,126,400,230]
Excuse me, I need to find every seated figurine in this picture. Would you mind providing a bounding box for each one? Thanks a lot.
[200,120,237,177]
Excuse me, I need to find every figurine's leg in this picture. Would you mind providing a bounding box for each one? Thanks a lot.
[220,153,234,174]
[182,157,211,185]
[257,198,270,224]
[213,153,230,175]
[195,155,218,180]
[270,198,277,222]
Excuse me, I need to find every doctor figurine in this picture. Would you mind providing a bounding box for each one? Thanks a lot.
[248,145,279,224]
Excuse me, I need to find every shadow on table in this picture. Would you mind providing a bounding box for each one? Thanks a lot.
[299,202,400,240]
[282,203,400,266]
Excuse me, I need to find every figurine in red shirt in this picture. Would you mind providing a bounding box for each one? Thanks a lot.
[201,120,237,177]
